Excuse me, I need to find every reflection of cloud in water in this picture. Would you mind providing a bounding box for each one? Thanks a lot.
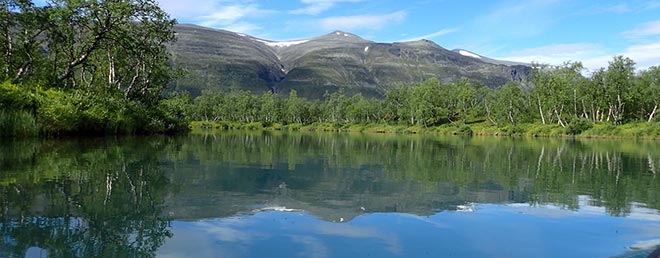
[198,221,255,242]
[288,235,328,258]
[204,225,252,242]
[315,223,402,255]
[158,225,243,258]
[631,223,660,237]
[158,219,268,258]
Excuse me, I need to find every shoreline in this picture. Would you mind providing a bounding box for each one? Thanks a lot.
[189,121,660,141]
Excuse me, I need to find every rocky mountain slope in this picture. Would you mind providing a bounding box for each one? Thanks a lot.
[169,24,530,98]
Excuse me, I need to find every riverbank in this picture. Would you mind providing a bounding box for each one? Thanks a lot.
[190,120,660,140]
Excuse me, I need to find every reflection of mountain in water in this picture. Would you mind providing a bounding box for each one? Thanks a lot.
[163,163,523,222]
[160,132,660,221]
[1,133,660,257]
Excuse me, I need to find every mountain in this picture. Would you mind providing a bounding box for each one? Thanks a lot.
[169,24,531,98]
[452,49,530,67]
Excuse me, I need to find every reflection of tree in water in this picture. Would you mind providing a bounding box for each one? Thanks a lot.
[180,132,660,218]
[0,138,172,258]
[1,133,660,255]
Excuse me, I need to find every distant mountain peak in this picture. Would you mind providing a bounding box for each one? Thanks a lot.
[170,24,531,98]
[315,30,371,43]
[398,39,443,49]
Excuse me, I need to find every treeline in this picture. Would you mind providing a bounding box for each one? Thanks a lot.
[188,56,660,135]
[0,0,189,137]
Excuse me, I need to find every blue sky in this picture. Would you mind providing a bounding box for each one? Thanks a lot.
[155,0,660,72]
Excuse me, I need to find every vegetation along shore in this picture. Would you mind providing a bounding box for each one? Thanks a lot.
[1,1,659,139]
[187,57,660,139]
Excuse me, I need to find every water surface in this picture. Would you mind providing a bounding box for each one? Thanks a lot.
[2,132,660,258]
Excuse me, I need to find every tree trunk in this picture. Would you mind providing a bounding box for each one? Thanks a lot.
[537,94,546,125]
[649,104,658,122]
[484,101,496,124]
[2,2,11,78]
[57,17,112,84]
[617,94,624,124]
[508,100,515,124]
[3,27,10,78]
[108,51,116,86]
[555,109,565,127]
[573,89,578,119]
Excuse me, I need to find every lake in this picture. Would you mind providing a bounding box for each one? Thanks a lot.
[1,131,660,258]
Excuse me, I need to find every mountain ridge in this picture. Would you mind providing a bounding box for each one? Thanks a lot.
[169,24,531,98]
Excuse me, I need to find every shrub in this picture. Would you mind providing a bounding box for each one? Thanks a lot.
[501,124,526,135]
[0,110,38,137]
[0,81,39,112]
[37,89,82,135]
[457,124,473,135]
[565,119,594,135]
[244,122,264,130]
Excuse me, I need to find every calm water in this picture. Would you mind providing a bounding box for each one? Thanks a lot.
[2,132,660,258]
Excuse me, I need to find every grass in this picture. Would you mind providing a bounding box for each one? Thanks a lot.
[0,110,38,137]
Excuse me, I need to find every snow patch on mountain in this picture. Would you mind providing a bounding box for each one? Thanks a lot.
[458,50,481,59]
[254,39,309,48]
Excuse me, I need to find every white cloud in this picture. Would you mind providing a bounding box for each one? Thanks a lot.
[400,28,460,42]
[217,22,263,34]
[496,43,609,72]
[496,41,660,72]
[291,0,365,15]
[315,11,406,32]
[622,20,660,38]
[616,41,660,70]
[498,43,606,64]
[155,0,272,34]
[156,0,217,19]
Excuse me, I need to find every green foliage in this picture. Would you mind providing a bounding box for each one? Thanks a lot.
[37,88,83,134]
[157,92,194,133]
[500,124,528,135]
[0,0,187,137]
[182,56,659,139]
[565,118,594,135]
[0,81,39,112]
[581,124,621,137]
[490,81,528,125]
[457,124,473,135]
[0,109,37,137]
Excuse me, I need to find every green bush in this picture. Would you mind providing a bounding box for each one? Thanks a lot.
[582,124,621,137]
[0,110,38,137]
[244,122,264,130]
[0,81,39,112]
[37,89,82,135]
[565,119,594,135]
[501,124,526,135]
[457,124,473,135]
[284,123,303,131]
